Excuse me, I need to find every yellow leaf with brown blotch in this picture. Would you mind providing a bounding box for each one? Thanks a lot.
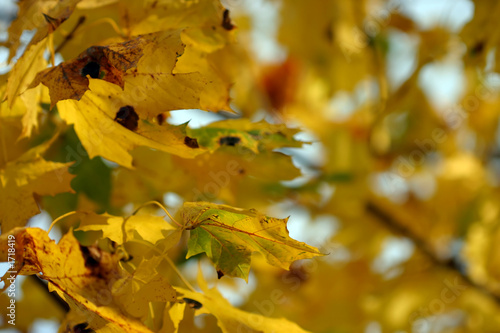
[0,228,153,333]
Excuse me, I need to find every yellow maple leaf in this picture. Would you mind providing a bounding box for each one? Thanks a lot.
[0,147,74,232]
[31,34,148,107]
[0,227,153,332]
[74,211,181,247]
[5,0,81,61]
[4,39,47,109]
[56,78,207,168]
[174,269,311,333]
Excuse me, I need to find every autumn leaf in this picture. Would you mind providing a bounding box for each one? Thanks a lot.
[112,256,177,319]
[3,34,50,138]
[32,29,232,114]
[175,287,313,333]
[0,228,154,332]
[189,119,303,153]
[160,302,186,333]
[0,139,74,232]
[30,34,149,106]
[5,0,500,332]
[173,269,311,333]
[110,126,302,206]
[5,39,47,109]
[75,211,182,248]
[180,202,323,281]
[43,29,238,168]
[0,276,66,331]
[5,0,81,61]
[55,78,208,168]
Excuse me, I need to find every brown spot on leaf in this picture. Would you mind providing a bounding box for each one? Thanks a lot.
[222,9,235,30]
[157,113,167,125]
[183,298,203,309]
[72,322,93,333]
[80,245,101,268]
[471,41,485,56]
[217,270,224,279]
[219,136,240,146]
[29,36,148,106]
[184,136,199,148]
[114,105,139,131]
[81,61,100,79]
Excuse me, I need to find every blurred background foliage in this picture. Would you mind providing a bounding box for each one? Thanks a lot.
[2,0,500,332]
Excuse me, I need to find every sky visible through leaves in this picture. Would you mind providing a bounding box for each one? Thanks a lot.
[2,0,500,332]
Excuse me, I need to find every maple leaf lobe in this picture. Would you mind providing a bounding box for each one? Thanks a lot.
[114,105,139,131]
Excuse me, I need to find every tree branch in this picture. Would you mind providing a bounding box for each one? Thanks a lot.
[366,198,500,305]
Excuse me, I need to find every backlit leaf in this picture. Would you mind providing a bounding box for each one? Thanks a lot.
[0,143,74,232]
[181,202,323,281]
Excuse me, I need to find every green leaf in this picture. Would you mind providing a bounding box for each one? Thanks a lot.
[180,202,323,281]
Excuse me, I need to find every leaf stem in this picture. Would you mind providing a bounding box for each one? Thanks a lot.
[132,200,183,228]
[60,17,125,51]
[54,16,86,54]
[47,33,55,66]
[47,211,78,233]
[122,239,196,293]
[149,302,155,322]
[164,256,196,293]
[367,197,500,305]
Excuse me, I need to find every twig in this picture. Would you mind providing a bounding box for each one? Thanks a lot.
[366,198,500,305]
[132,200,183,228]
[164,256,196,293]
[54,16,86,54]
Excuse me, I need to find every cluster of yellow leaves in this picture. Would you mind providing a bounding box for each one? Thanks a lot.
[0,200,321,332]
[224,0,500,331]
[3,0,500,332]
[0,0,323,332]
